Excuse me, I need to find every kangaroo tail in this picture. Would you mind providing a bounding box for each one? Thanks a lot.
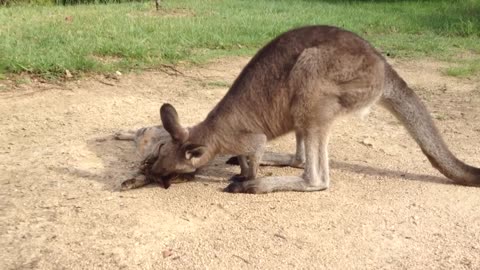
[381,65,480,186]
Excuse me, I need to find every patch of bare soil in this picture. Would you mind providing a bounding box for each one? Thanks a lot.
[1,57,479,269]
[127,8,195,19]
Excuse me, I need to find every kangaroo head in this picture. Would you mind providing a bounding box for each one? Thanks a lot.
[147,103,208,179]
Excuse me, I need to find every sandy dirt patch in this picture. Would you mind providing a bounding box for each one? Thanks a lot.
[1,57,479,269]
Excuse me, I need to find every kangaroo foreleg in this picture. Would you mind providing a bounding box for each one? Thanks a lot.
[229,155,250,182]
[225,131,306,168]
[227,133,267,182]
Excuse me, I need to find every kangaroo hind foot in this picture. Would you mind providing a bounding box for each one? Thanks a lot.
[224,176,327,194]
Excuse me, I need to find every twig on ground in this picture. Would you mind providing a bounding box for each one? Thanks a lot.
[159,64,185,76]
[232,254,250,264]
[97,79,115,86]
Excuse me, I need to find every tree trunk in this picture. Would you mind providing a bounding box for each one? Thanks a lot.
[155,0,161,11]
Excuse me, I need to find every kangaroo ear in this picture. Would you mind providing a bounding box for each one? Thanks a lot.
[183,144,207,160]
[160,103,189,143]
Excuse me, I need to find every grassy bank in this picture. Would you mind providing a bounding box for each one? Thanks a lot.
[0,0,479,79]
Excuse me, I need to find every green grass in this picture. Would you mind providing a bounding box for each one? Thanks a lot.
[444,60,480,77]
[0,0,479,79]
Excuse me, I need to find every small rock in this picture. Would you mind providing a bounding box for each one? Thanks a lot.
[162,249,173,258]
[65,70,73,78]
[115,71,122,76]
[360,138,374,147]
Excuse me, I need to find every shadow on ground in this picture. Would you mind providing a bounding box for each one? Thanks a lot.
[52,134,452,191]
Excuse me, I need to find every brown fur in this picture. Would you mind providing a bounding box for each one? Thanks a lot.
[145,25,479,193]
[115,126,185,190]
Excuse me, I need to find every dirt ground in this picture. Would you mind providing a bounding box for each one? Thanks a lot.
[1,57,479,270]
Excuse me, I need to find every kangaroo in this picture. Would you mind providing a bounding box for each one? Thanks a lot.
[115,126,303,190]
[115,126,183,190]
[146,25,480,193]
